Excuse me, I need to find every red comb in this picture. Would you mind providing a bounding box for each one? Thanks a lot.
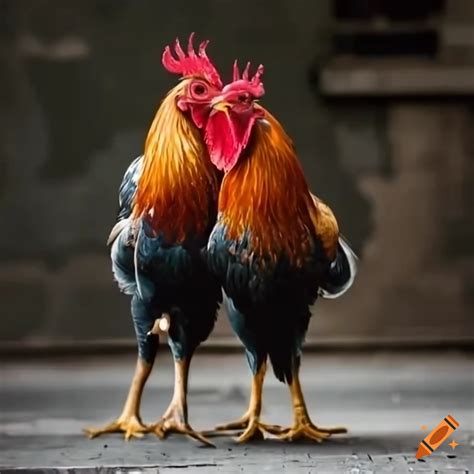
[225,60,265,98]
[162,33,223,89]
[232,60,264,84]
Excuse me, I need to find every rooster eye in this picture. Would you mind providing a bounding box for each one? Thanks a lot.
[238,93,250,103]
[192,83,207,96]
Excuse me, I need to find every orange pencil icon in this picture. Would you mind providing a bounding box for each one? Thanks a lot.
[416,414,460,459]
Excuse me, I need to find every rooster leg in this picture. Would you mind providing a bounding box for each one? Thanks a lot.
[147,358,215,447]
[85,357,152,440]
[203,361,283,441]
[274,364,347,442]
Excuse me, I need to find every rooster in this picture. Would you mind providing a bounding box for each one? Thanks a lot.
[205,63,358,442]
[85,34,226,446]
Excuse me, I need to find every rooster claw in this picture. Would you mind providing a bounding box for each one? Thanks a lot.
[202,416,284,442]
[148,421,215,447]
[201,417,249,437]
[273,421,346,443]
[84,415,147,441]
[235,420,285,442]
[318,426,348,435]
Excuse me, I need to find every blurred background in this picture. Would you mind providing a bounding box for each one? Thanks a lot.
[1,0,473,349]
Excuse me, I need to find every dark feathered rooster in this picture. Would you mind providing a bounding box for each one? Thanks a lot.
[85,34,226,446]
[206,63,358,442]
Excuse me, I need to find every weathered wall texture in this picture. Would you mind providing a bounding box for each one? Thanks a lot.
[319,104,474,343]
[0,0,472,345]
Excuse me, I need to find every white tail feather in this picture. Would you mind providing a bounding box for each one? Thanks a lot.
[319,236,358,299]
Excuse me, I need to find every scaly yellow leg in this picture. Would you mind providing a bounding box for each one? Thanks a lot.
[85,357,152,441]
[147,358,214,447]
[274,365,347,442]
[203,361,283,442]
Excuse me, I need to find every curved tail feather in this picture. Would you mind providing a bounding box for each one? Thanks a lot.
[319,235,358,299]
[110,220,136,296]
[107,218,129,246]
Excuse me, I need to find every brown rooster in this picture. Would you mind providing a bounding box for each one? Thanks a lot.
[85,34,226,445]
[205,62,358,442]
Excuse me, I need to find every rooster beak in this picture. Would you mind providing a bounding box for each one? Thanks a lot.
[210,97,232,115]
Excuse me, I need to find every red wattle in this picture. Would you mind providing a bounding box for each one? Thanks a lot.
[204,110,255,172]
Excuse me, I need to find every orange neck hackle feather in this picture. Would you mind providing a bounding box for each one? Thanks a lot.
[133,81,219,243]
[218,110,320,266]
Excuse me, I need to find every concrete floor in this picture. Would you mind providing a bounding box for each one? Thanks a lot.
[1,351,473,473]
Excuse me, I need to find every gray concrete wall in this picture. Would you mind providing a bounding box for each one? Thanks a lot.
[0,0,473,345]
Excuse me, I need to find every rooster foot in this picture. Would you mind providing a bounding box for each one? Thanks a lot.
[203,412,252,434]
[202,412,283,439]
[147,417,215,447]
[274,416,347,443]
[235,416,285,443]
[203,413,283,442]
[84,415,147,441]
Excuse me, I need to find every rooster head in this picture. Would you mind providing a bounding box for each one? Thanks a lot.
[204,61,265,172]
[162,33,223,129]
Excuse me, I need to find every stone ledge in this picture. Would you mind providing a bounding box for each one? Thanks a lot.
[319,58,474,96]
